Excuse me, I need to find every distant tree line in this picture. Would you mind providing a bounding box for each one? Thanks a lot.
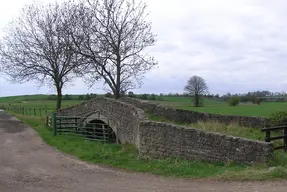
[47,93,97,101]
[221,90,287,103]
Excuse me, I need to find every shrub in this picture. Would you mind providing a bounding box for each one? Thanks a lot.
[251,97,261,105]
[138,94,148,100]
[63,94,72,100]
[148,94,157,100]
[267,111,287,126]
[78,95,84,100]
[191,97,204,107]
[48,94,57,100]
[228,96,240,106]
[128,91,134,98]
[105,92,113,98]
[255,97,261,105]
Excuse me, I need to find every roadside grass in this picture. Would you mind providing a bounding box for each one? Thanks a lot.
[11,113,287,180]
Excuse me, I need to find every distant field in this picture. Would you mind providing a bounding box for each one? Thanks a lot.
[0,94,48,102]
[0,94,85,103]
[149,96,287,117]
[0,95,85,111]
[0,100,85,108]
[1,94,287,117]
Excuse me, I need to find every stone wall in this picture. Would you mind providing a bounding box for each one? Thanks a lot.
[120,97,266,128]
[56,97,148,147]
[139,121,273,163]
[56,97,273,163]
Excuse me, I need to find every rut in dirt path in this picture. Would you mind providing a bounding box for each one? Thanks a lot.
[0,111,286,192]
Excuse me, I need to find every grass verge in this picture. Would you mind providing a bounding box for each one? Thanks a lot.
[12,113,287,180]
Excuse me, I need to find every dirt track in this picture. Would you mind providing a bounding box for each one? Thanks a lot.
[0,110,286,192]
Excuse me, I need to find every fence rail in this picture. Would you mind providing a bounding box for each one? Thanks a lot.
[262,125,287,152]
[0,104,55,117]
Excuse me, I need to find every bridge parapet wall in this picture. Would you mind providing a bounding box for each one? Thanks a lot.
[138,121,273,163]
[56,97,148,147]
[119,97,266,128]
[57,97,273,163]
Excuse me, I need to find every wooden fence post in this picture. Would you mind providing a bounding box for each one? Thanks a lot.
[45,116,48,128]
[284,128,287,152]
[265,130,271,142]
[52,113,57,136]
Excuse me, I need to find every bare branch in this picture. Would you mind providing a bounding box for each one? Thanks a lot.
[70,0,157,98]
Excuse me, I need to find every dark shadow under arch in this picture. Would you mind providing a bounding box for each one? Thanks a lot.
[83,119,117,143]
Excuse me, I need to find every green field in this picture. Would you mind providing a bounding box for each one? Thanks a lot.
[0,95,85,109]
[2,100,84,109]
[0,95,85,116]
[1,95,287,117]
[149,96,287,117]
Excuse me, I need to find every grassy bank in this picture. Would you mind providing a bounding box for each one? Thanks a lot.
[12,114,287,180]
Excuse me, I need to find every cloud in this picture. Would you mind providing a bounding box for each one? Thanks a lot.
[1,0,287,96]
[142,0,287,94]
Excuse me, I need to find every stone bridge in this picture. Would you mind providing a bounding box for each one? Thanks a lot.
[57,97,273,164]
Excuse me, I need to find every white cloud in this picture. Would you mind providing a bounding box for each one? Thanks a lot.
[1,0,287,96]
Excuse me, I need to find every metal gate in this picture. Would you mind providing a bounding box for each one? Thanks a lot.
[50,113,117,143]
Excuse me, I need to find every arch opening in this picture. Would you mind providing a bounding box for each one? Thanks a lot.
[81,119,117,143]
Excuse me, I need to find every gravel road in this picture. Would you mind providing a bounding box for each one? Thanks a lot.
[0,110,286,192]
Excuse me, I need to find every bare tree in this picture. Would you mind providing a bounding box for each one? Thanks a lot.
[0,1,81,110]
[69,0,157,99]
[184,75,208,107]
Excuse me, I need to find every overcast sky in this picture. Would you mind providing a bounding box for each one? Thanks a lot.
[1,0,287,96]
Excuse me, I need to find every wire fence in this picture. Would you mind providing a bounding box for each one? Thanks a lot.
[0,104,56,117]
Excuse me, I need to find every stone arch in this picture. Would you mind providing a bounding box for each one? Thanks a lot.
[80,111,119,143]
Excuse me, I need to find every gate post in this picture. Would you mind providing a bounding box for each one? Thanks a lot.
[52,112,57,136]
[284,127,287,152]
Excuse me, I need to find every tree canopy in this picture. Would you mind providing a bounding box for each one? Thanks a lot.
[184,75,208,107]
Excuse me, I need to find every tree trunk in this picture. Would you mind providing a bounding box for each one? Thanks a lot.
[114,89,121,99]
[56,86,62,110]
[114,55,121,100]
[194,95,199,107]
